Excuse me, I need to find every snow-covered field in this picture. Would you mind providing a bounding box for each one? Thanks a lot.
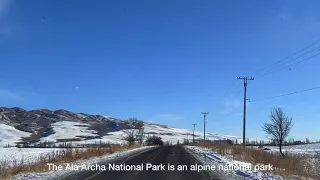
[186,146,284,180]
[0,148,64,165]
[254,143,320,156]
[268,144,320,156]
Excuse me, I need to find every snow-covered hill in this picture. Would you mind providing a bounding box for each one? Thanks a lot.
[0,107,245,147]
[0,123,31,147]
[0,120,243,147]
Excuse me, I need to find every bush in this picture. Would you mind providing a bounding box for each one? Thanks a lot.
[145,136,164,146]
[124,130,136,146]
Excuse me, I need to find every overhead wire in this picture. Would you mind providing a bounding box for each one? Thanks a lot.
[259,51,320,77]
[250,87,320,102]
[246,38,320,77]
[212,39,320,116]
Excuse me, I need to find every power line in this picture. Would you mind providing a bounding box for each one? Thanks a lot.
[256,45,320,77]
[259,51,320,77]
[192,124,197,144]
[250,87,320,102]
[247,38,320,77]
[212,41,320,127]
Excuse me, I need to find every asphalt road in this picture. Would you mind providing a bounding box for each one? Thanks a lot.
[60,145,221,180]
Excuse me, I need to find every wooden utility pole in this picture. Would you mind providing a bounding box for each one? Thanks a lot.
[192,124,197,144]
[201,112,209,145]
[187,133,189,141]
[237,77,254,147]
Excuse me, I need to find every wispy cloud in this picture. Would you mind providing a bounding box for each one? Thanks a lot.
[0,0,13,36]
[215,99,243,116]
[223,99,241,110]
[0,0,11,14]
[0,89,23,100]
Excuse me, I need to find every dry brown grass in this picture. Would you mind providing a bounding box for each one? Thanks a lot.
[196,143,320,179]
[0,144,143,179]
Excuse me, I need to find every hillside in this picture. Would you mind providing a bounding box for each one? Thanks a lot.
[0,107,241,147]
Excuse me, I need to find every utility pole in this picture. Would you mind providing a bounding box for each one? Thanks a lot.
[192,124,197,144]
[237,77,254,147]
[187,133,189,141]
[201,112,209,145]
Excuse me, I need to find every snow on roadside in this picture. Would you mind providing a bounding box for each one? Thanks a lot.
[186,146,285,180]
[12,146,155,180]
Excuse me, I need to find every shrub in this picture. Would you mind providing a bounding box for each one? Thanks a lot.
[145,136,164,146]
[124,130,136,146]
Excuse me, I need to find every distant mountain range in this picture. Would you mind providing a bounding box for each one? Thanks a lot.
[0,107,243,147]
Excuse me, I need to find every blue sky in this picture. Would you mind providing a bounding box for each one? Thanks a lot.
[1,0,320,141]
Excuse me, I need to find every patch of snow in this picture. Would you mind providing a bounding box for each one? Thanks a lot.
[0,124,31,147]
[76,113,87,119]
[40,121,98,143]
[254,143,320,156]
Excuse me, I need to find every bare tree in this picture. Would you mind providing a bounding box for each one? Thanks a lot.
[123,130,136,146]
[306,138,310,144]
[262,107,293,157]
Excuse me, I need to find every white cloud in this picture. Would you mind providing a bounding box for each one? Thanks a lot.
[0,89,22,100]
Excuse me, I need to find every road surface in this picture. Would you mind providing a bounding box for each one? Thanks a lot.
[59,145,225,180]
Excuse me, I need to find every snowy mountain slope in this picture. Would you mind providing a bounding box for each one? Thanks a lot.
[0,107,249,147]
[0,124,31,147]
[40,122,245,146]
[143,123,240,144]
[0,120,243,147]
[39,121,98,143]
[0,107,144,146]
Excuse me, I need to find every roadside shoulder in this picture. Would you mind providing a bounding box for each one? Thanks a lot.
[184,145,242,180]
